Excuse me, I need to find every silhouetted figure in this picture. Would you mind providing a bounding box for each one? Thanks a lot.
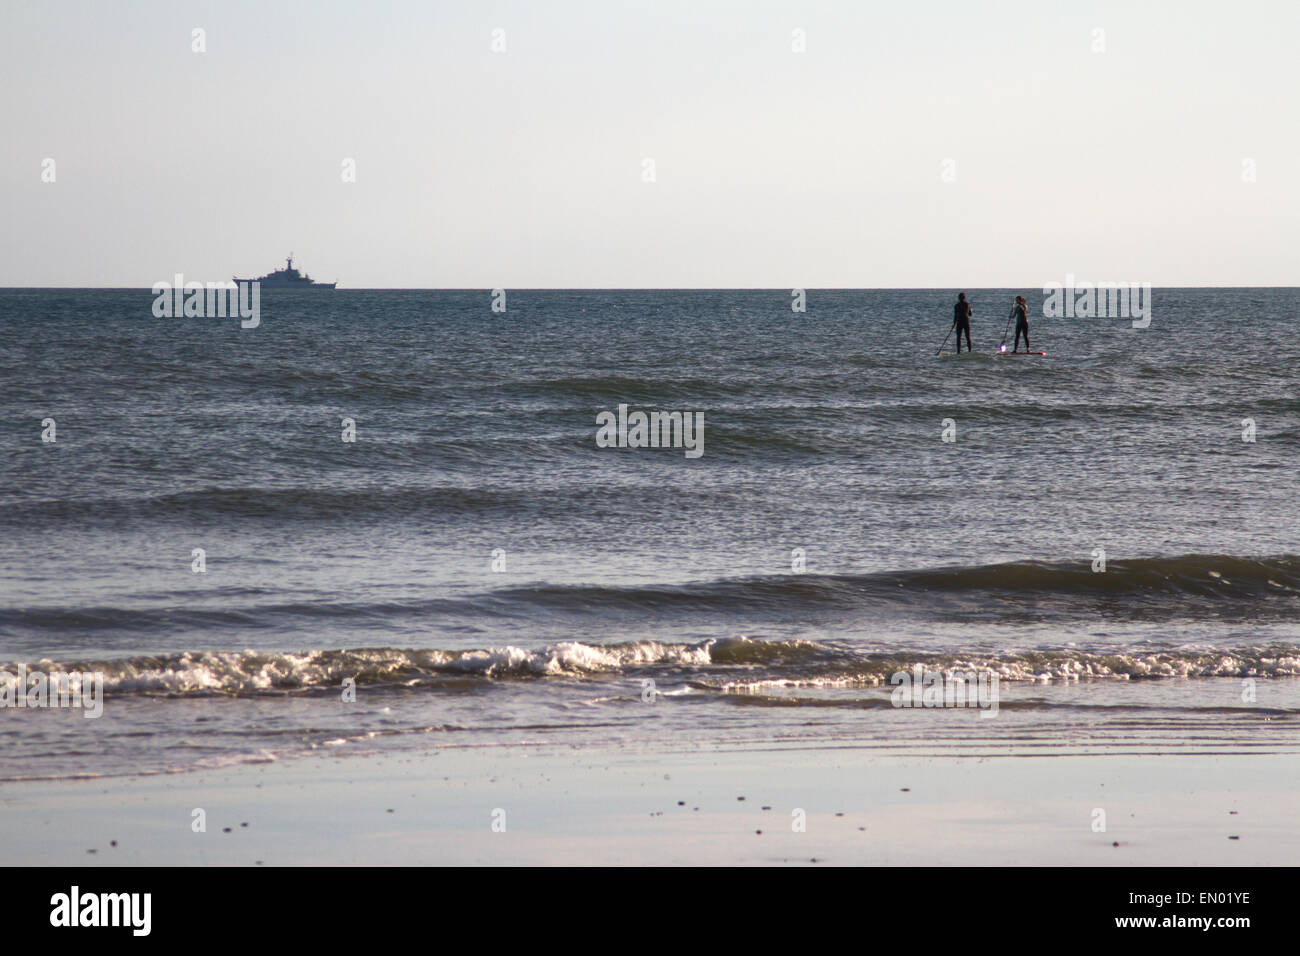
[953,293,972,353]
[1011,295,1030,352]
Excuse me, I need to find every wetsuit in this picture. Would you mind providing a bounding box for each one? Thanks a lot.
[1012,302,1030,352]
[953,300,972,352]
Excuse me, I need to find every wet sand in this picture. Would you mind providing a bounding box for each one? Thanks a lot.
[3,744,1296,865]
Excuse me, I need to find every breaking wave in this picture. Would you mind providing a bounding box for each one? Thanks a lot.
[5,635,1298,699]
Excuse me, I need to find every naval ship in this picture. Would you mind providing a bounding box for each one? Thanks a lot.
[234,254,337,288]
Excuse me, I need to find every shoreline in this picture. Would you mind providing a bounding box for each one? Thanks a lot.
[3,743,1295,866]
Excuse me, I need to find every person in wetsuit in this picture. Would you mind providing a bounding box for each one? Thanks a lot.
[1010,295,1030,352]
[953,293,972,353]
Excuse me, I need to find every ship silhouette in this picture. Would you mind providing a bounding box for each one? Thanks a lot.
[234,254,337,288]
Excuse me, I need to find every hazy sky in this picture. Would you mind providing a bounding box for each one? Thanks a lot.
[2,0,1297,287]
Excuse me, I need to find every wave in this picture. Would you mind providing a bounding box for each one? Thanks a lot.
[491,554,1300,612]
[889,553,1300,598]
[0,484,542,526]
[3,554,1298,635]
[522,374,757,403]
[4,636,1298,699]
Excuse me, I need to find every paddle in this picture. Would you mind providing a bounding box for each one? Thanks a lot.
[998,305,1015,353]
[936,320,956,356]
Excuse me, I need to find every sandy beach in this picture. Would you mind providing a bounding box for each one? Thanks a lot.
[4,743,1295,866]
[5,1,1300,891]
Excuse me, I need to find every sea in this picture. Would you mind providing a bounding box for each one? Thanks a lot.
[2,287,1298,781]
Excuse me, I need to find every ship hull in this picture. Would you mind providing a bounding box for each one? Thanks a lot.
[233,278,337,289]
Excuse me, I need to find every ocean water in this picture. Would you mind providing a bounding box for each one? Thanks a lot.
[1,287,1298,780]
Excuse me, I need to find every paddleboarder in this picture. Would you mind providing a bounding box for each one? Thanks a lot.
[953,293,972,353]
[1010,295,1030,353]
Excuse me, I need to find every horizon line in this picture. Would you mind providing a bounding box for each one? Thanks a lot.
[3,284,1298,292]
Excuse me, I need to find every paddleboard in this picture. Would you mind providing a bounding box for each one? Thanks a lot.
[994,350,1046,356]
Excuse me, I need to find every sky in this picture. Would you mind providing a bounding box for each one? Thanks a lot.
[1,0,1297,287]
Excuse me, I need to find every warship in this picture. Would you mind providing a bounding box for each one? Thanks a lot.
[234,254,337,288]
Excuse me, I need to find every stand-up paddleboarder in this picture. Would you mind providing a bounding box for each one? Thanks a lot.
[1010,295,1030,353]
[953,293,972,353]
